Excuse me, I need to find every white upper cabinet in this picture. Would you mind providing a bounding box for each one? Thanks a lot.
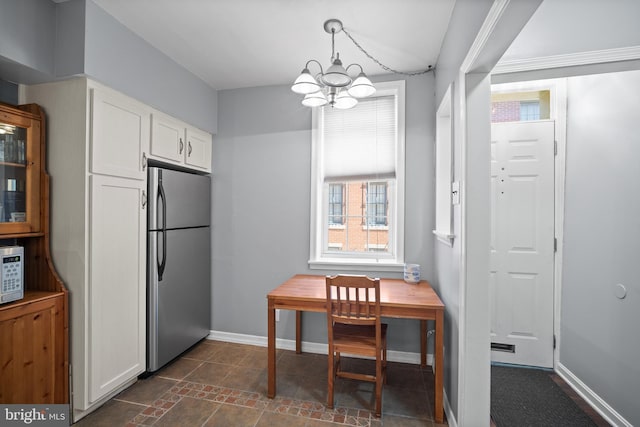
[185,126,212,170]
[150,112,184,163]
[150,112,212,172]
[91,88,149,180]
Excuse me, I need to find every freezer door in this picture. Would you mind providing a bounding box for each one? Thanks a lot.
[148,166,211,230]
[147,227,211,372]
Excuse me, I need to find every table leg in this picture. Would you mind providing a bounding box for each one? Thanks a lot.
[267,300,276,398]
[420,320,427,368]
[434,310,444,423]
[296,310,302,354]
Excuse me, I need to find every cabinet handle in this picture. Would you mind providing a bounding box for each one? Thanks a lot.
[142,152,147,171]
[188,141,192,157]
[179,138,184,154]
[142,190,147,209]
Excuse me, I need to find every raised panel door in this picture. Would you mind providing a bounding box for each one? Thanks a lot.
[91,88,149,180]
[0,295,62,403]
[150,113,185,163]
[185,127,212,171]
[88,175,146,403]
[490,120,555,368]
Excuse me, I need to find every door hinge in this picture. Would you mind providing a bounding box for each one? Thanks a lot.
[554,237,557,252]
[553,335,556,349]
[554,140,558,156]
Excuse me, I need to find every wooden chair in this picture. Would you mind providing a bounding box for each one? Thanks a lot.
[325,274,388,417]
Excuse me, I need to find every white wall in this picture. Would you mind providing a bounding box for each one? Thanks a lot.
[211,74,436,351]
[560,69,640,426]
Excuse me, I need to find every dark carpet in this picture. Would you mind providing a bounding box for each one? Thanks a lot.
[491,365,598,427]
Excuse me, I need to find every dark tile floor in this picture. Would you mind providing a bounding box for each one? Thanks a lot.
[74,339,447,427]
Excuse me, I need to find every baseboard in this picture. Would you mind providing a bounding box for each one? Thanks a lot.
[443,390,458,427]
[556,362,632,427]
[207,330,433,368]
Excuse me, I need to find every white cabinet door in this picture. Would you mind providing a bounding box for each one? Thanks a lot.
[150,112,185,163]
[185,126,212,171]
[88,175,146,403]
[91,88,149,180]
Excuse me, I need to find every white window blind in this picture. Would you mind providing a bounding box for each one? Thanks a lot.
[322,96,396,182]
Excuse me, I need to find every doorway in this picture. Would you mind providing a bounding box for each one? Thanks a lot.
[489,80,567,368]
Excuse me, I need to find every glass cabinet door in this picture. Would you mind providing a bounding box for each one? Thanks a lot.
[0,124,27,223]
[0,105,41,234]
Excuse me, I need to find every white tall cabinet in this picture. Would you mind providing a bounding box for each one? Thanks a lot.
[24,78,147,419]
[23,77,211,421]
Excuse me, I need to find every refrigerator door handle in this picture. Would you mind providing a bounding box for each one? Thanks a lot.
[157,176,167,281]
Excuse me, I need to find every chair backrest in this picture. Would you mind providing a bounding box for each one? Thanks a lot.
[326,274,381,328]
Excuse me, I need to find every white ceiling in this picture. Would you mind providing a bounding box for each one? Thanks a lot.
[90,0,456,91]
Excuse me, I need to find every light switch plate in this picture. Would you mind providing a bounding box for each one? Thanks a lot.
[451,181,460,205]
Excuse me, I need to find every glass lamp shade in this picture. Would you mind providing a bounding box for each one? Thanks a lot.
[334,91,358,109]
[348,72,376,98]
[302,91,328,107]
[291,68,321,94]
[321,58,352,87]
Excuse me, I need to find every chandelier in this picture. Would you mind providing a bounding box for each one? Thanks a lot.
[291,19,376,109]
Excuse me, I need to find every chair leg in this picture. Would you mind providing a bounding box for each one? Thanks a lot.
[375,357,382,417]
[383,347,388,384]
[327,350,335,409]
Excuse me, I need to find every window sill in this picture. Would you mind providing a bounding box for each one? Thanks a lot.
[433,230,455,247]
[308,258,405,273]
[361,225,389,231]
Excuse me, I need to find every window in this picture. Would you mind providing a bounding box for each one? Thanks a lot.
[366,182,387,226]
[519,100,540,121]
[434,84,454,246]
[309,80,405,270]
[328,184,344,225]
[490,90,549,123]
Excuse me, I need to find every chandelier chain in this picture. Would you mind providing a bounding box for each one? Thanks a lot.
[341,27,434,76]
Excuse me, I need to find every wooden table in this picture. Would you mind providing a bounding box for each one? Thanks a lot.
[267,274,445,423]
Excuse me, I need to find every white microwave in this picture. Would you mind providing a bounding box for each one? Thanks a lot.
[0,246,24,304]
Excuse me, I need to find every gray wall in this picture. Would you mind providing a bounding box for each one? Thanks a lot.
[494,0,640,84]
[0,80,18,104]
[561,69,640,425]
[494,2,640,423]
[0,0,217,133]
[502,0,640,62]
[0,0,56,78]
[434,1,542,422]
[83,0,218,133]
[432,0,494,419]
[212,73,435,351]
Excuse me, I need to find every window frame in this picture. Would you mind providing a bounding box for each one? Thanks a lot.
[309,80,405,271]
[434,84,455,246]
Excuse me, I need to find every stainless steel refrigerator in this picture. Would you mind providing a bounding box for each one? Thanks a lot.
[147,166,211,372]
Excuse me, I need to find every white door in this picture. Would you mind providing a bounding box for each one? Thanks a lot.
[89,175,146,402]
[490,120,555,368]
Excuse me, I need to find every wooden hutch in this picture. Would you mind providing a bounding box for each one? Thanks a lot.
[0,102,68,404]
